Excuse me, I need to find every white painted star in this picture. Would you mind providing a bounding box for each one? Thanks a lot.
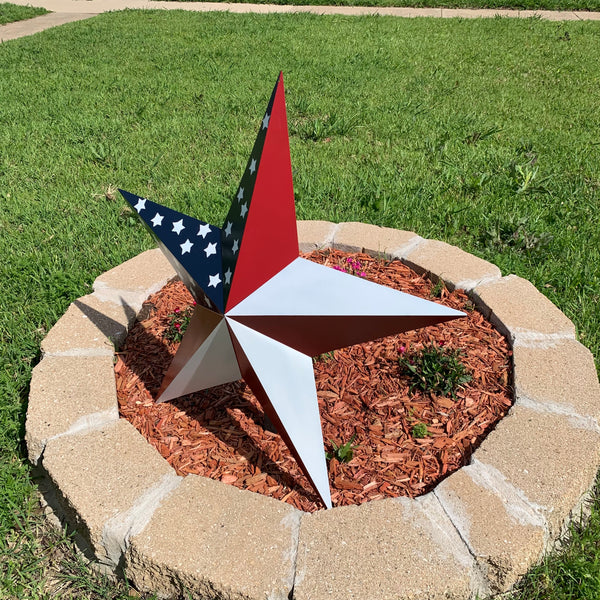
[204,242,217,258]
[151,213,164,228]
[224,268,232,285]
[208,273,221,288]
[224,221,233,237]
[240,203,248,219]
[262,113,270,129]
[249,158,257,174]
[172,220,185,235]
[197,223,211,238]
[237,187,244,202]
[232,239,239,255]
[180,239,193,255]
[134,198,146,212]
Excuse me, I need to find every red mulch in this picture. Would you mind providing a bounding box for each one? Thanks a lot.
[116,250,512,512]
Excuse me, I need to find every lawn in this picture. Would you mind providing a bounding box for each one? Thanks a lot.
[169,0,600,13]
[0,9,599,598]
[0,2,48,25]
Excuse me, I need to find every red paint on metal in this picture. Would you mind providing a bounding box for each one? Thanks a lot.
[226,73,299,312]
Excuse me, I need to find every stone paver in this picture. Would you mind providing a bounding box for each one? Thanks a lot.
[294,494,477,600]
[435,462,546,593]
[403,239,501,291]
[332,221,421,257]
[93,248,176,310]
[26,354,118,465]
[473,405,600,538]
[297,219,337,253]
[42,419,180,566]
[126,474,301,600]
[471,275,576,343]
[513,338,600,427]
[40,293,136,356]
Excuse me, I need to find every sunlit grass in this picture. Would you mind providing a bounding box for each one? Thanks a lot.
[0,10,599,598]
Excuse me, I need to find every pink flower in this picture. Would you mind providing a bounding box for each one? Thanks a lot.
[333,265,343,271]
[174,308,180,314]
[192,301,197,306]
[439,340,446,347]
[346,257,353,264]
[359,272,366,277]
[398,345,406,355]
[175,323,181,329]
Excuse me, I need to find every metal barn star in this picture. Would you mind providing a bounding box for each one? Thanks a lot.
[120,73,463,509]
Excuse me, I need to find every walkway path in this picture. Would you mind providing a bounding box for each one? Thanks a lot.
[3,0,600,43]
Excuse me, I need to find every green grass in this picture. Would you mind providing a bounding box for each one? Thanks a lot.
[0,2,48,25]
[0,9,599,598]
[170,0,600,13]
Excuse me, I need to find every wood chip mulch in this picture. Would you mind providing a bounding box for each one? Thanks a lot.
[116,249,512,512]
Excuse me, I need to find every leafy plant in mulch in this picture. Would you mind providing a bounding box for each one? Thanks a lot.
[326,434,358,463]
[411,423,430,439]
[164,306,194,343]
[399,342,472,399]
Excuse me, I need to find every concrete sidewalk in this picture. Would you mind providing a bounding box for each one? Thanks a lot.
[2,0,600,42]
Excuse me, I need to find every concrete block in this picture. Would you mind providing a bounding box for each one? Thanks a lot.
[332,221,422,258]
[297,220,337,253]
[471,275,575,344]
[93,248,176,310]
[435,462,546,593]
[514,338,600,426]
[40,293,136,356]
[294,494,477,600]
[42,419,178,566]
[125,475,301,600]
[403,239,501,291]
[473,406,600,538]
[26,355,118,465]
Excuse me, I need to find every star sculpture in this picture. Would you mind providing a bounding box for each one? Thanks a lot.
[119,72,464,509]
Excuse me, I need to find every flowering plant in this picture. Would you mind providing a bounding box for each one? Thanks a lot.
[164,306,194,343]
[333,256,366,278]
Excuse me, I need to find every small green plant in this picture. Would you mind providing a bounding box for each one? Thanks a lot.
[164,306,194,343]
[430,279,446,298]
[411,423,430,439]
[326,434,358,463]
[399,343,472,398]
[313,350,335,363]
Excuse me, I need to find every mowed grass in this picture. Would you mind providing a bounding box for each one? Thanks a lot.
[0,10,599,598]
[0,2,48,25]
[170,0,600,14]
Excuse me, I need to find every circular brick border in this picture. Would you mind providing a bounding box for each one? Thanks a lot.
[27,221,600,599]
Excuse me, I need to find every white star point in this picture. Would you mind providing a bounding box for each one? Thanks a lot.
[232,239,239,255]
[180,239,193,255]
[134,198,146,212]
[172,219,185,235]
[197,223,211,238]
[224,221,233,237]
[224,268,232,285]
[150,213,164,228]
[237,187,244,202]
[249,158,257,174]
[262,113,270,129]
[208,273,221,288]
[240,203,248,219]
[204,242,217,258]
